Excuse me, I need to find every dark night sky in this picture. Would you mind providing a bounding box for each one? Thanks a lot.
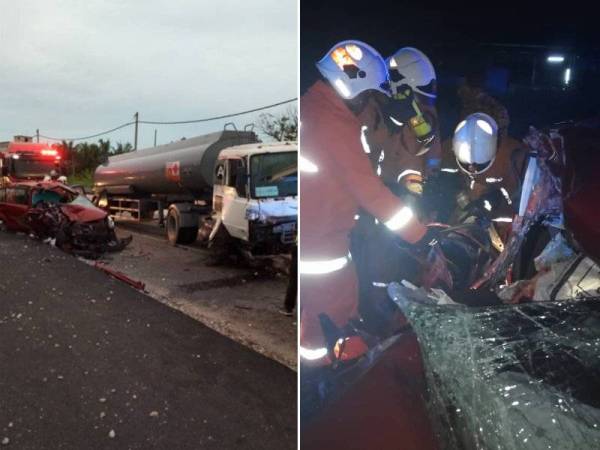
[301,1,600,91]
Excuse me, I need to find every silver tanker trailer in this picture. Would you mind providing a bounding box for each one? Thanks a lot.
[93,129,297,258]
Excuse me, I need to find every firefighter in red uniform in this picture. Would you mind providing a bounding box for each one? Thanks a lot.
[300,40,439,450]
[300,40,430,364]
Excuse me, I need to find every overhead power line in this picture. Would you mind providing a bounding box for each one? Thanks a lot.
[139,98,297,125]
[37,97,298,142]
[39,121,135,142]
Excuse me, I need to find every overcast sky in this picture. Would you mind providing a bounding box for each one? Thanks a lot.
[0,0,297,148]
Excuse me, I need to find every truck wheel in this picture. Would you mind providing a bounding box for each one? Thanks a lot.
[166,208,198,245]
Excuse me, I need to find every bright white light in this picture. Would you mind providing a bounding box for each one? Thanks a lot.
[547,55,565,63]
[345,44,363,61]
[564,68,571,85]
[484,200,492,211]
[389,57,397,68]
[385,207,414,231]
[299,346,328,361]
[457,141,472,163]
[299,155,318,173]
[360,126,371,153]
[334,78,351,98]
[300,255,349,275]
[372,282,388,287]
[378,150,385,162]
[354,214,360,220]
[441,168,459,173]
[493,217,513,223]
[455,120,467,133]
[500,187,512,205]
[376,164,382,176]
[389,116,404,127]
[11,154,20,160]
[477,119,493,135]
[485,177,503,183]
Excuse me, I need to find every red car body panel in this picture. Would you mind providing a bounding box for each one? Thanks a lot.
[560,123,600,263]
[59,204,107,223]
[0,181,107,233]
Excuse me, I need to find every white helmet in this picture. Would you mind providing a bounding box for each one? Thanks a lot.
[386,47,437,99]
[452,112,498,176]
[316,40,389,99]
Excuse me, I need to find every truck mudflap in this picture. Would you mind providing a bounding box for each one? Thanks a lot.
[26,204,132,259]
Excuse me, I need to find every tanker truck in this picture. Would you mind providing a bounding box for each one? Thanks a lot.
[93,129,297,258]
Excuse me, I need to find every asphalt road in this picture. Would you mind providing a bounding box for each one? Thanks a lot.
[0,233,296,449]
[108,221,297,369]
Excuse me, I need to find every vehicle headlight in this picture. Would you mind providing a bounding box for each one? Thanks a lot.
[245,207,267,222]
[107,216,115,229]
[245,207,260,221]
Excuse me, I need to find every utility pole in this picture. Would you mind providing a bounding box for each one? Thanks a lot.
[36,129,39,143]
[134,112,139,150]
[154,129,157,147]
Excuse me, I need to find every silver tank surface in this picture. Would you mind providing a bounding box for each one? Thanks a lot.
[94,130,258,197]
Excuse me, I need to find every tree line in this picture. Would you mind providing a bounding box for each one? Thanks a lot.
[61,139,133,175]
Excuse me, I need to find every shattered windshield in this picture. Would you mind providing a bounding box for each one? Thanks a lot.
[68,193,96,208]
[389,283,600,450]
[12,158,57,179]
[250,152,297,198]
[31,188,93,208]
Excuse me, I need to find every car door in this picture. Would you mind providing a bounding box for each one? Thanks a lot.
[2,187,31,231]
[221,158,249,240]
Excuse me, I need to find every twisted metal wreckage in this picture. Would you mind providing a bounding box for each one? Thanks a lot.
[303,122,600,449]
[0,182,131,259]
[389,123,600,450]
[28,203,131,259]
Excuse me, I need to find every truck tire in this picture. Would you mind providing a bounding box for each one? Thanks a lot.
[166,207,198,245]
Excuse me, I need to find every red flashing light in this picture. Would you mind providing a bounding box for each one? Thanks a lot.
[41,149,58,156]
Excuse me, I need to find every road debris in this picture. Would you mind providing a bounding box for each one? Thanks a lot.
[93,263,146,291]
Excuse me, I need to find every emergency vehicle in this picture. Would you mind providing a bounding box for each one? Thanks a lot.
[0,137,64,185]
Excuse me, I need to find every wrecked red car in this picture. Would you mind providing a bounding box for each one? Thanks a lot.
[0,181,131,258]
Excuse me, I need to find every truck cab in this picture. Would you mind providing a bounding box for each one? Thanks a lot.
[212,142,297,255]
[0,141,64,185]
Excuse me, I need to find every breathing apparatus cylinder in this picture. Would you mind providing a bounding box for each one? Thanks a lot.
[386,85,435,149]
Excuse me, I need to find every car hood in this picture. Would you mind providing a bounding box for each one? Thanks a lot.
[60,204,107,223]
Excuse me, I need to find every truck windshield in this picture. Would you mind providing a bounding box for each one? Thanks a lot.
[11,158,57,179]
[250,152,297,198]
